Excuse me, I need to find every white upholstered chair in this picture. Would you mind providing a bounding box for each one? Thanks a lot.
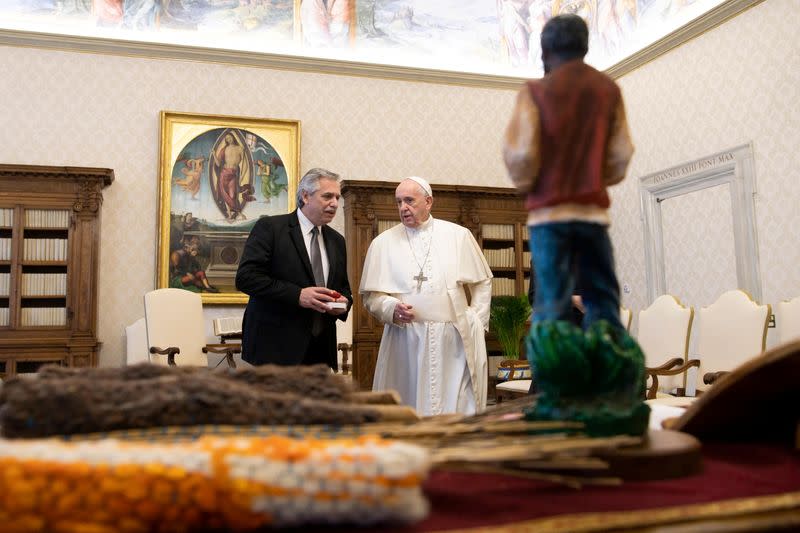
[694,290,770,387]
[650,290,769,409]
[144,288,238,368]
[620,306,632,331]
[639,295,696,400]
[776,296,800,344]
[125,317,150,365]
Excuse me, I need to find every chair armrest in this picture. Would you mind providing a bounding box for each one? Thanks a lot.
[703,371,729,385]
[149,346,179,366]
[204,344,241,354]
[646,358,700,377]
[647,357,685,372]
[203,344,239,368]
[644,359,701,400]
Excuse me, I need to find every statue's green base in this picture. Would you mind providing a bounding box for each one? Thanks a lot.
[525,320,651,437]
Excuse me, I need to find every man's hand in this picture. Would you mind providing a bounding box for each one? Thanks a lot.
[299,286,335,313]
[393,302,415,325]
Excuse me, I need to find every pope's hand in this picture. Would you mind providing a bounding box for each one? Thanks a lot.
[393,302,415,325]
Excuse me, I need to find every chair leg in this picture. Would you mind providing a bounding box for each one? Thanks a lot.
[337,343,351,376]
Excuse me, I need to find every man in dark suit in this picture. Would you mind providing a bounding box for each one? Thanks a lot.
[236,168,351,369]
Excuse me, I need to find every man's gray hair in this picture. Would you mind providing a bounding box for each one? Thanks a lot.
[296,168,341,208]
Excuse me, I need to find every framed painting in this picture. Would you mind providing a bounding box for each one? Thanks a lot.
[156,111,300,304]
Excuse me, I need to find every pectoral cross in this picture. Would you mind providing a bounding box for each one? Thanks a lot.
[413,270,428,291]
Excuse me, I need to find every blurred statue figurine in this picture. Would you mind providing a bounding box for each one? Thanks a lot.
[503,14,649,436]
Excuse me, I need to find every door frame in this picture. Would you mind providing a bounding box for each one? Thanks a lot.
[639,143,761,304]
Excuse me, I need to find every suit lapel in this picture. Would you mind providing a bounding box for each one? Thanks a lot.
[288,211,315,283]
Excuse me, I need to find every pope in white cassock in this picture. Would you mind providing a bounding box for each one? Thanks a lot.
[359,177,493,416]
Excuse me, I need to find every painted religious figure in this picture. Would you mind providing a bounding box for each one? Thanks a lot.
[3,0,725,77]
[300,0,353,47]
[210,130,255,222]
[2,0,296,39]
[167,126,291,295]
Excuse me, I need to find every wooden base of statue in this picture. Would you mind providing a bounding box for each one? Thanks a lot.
[595,430,702,481]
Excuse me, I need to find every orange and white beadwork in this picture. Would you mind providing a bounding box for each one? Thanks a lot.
[0,435,430,532]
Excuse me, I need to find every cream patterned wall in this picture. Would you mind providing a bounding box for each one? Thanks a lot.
[611,0,799,345]
[0,0,796,366]
[661,184,738,309]
[0,45,516,366]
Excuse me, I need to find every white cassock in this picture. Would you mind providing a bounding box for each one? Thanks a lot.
[359,217,492,416]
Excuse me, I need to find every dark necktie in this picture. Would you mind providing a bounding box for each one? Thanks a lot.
[310,226,324,336]
[310,226,325,287]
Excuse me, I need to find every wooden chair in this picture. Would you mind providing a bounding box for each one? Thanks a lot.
[651,290,769,409]
[144,288,238,368]
[776,296,800,344]
[337,343,352,376]
[639,295,697,400]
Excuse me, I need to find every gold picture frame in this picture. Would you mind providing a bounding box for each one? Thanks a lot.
[157,111,301,304]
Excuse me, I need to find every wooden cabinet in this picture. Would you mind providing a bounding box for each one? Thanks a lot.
[0,164,113,378]
[341,180,530,391]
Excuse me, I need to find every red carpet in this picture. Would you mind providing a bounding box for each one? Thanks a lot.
[379,442,800,532]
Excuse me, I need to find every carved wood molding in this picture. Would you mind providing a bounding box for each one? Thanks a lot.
[459,197,481,229]
[350,194,377,224]
[0,164,114,186]
[342,180,518,197]
[0,164,114,214]
[74,178,104,213]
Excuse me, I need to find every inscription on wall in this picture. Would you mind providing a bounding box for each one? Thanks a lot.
[638,143,760,304]
[650,152,735,185]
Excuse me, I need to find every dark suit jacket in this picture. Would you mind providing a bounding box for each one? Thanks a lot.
[235,211,352,369]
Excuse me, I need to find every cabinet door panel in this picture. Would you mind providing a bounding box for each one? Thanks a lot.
[353,343,379,391]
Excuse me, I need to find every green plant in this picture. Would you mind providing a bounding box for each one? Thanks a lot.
[489,295,532,359]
